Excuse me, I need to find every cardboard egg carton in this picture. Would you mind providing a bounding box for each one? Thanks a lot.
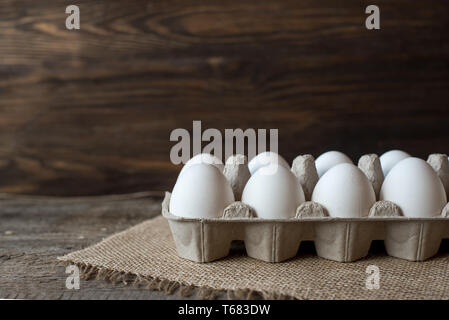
[162,153,449,263]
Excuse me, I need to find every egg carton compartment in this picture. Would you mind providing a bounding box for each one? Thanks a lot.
[162,153,449,263]
[163,192,449,263]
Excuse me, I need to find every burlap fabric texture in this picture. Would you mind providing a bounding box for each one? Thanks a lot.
[59,215,449,299]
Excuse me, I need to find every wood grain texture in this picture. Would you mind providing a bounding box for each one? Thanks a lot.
[1,193,448,299]
[0,192,201,299]
[1,0,449,195]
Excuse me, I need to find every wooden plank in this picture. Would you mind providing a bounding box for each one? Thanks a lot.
[1,0,449,195]
[0,193,202,299]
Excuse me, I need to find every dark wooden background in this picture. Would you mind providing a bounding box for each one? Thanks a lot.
[1,0,448,196]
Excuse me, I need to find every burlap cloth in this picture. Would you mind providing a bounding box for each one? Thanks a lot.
[59,215,449,299]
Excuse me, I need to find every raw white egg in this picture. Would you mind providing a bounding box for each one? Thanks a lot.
[312,163,376,217]
[170,164,234,218]
[179,153,224,177]
[248,151,289,175]
[315,151,352,177]
[379,157,447,217]
[242,164,305,218]
[379,150,410,177]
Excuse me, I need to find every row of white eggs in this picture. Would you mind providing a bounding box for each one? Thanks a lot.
[169,150,448,219]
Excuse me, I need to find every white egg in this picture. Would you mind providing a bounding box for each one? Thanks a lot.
[179,153,224,177]
[312,163,376,217]
[315,151,352,177]
[248,151,289,175]
[242,164,305,218]
[379,150,410,177]
[379,157,447,217]
[170,164,234,218]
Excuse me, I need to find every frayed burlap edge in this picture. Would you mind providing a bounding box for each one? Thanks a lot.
[58,261,295,300]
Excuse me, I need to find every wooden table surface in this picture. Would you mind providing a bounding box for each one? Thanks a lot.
[0,191,203,299]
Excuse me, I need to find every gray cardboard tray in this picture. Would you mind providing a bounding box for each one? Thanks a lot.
[162,153,449,263]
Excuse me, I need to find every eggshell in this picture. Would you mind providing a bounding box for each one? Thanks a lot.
[179,153,224,177]
[170,164,234,218]
[312,163,376,217]
[242,164,305,218]
[379,150,410,177]
[248,151,289,175]
[379,157,447,217]
[315,151,352,177]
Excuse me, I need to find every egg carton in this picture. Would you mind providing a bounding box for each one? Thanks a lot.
[162,153,449,263]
